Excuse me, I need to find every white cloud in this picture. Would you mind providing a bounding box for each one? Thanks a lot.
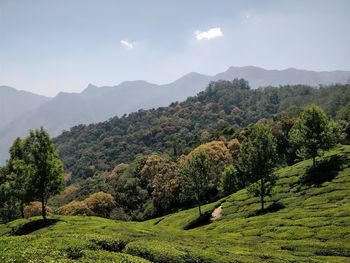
[195,27,223,40]
[120,39,135,49]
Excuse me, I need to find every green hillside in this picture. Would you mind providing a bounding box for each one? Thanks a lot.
[54,81,350,182]
[1,145,349,262]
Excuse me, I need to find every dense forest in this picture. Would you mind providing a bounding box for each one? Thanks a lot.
[55,79,350,181]
[1,79,349,223]
[48,80,350,220]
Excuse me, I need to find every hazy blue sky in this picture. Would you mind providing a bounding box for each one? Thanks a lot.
[1,0,349,96]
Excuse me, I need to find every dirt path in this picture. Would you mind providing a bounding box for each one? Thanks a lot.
[211,205,222,222]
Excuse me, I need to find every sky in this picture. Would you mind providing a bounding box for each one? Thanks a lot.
[0,0,349,97]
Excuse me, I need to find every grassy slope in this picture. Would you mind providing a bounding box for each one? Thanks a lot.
[0,146,349,262]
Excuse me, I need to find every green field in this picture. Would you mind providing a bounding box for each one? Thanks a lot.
[1,146,350,262]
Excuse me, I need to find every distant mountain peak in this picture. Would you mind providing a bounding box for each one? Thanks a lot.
[168,72,211,87]
[87,83,98,89]
[118,79,155,86]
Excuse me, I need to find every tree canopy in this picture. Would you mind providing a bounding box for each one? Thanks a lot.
[54,81,350,182]
[290,105,343,167]
[180,152,212,216]
[237,124,278,211]
[0,128,65,224]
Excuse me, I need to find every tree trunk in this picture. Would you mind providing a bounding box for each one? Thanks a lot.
[312,156,316,168]
[260,178,264,211]
[41,196,47,225]
[198,203,202,217]
[20,202,24,218]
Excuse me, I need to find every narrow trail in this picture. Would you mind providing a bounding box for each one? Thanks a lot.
[210,205,222,222]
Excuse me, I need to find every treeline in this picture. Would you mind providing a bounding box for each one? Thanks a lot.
[55,80,350,182]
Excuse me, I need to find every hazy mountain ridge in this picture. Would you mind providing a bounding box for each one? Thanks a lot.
[0,86,50,130]
[214,66,350,88]
[1,66,350,164]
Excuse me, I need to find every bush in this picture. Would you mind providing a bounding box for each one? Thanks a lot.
[90,237,128,252]
[59,201,94,216]
[84,192,116,218]
[65,246,84,259]
[24,202,53,218]
[109,207,131,221]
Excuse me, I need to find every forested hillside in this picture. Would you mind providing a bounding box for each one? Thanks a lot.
[2,79,349,223]
[55,80,350,181]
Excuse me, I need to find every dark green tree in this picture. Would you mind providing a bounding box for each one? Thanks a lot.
[24,128,65,224]
[237,124,277,211]
[5,138,32,218]
[290,105,343,167]
[272,111,298,165]
[0,166,18,222]
[180,152,212,216]
[221,165,245,195]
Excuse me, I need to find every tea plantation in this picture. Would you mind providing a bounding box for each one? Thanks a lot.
[1,146,349,262]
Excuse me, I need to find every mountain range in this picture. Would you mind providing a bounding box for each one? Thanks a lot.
[1,65,350,164]
[0,86,50,131]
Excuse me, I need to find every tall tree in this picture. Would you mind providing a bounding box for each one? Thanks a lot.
[151,162,180,214]
[6,138,32,218]
[290,105,343,167]
[24,128,65,224]
[237,124,277,211]
[180,152,212,216]
[189,141,233,192]
[0,165,18,223]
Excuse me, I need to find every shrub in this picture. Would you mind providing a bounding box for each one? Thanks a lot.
[109,207,131,221]
[59,201,94,216]
[84,192,116,218]
[24,202,53,218]
[90,237,128,252]
[65,246,84,259]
